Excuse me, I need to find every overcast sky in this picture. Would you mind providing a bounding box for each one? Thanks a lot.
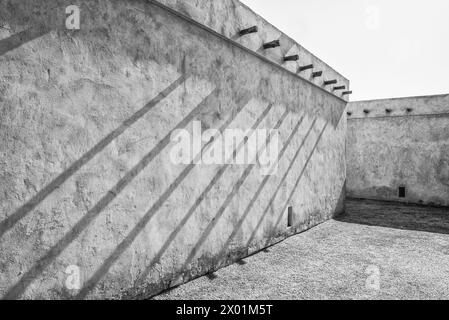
[240,0,449,101]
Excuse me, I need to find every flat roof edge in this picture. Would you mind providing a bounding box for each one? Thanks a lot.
[350,93,449,104]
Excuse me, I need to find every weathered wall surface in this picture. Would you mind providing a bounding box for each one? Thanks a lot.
[347,94,449,207]
[0,0,347,299]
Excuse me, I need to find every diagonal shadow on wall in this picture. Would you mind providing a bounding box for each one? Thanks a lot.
[0,75,187,240]
[0,26,51,56]
[244,118,318,247]
[214,114,306,261]
[269,122,329,235]
[2,83,216,300]
[131,108,290,294]
[177,109,291,274]
[153,114,336,298]
[268,107,347,236]
[74,93,257,299]
[260,106,346,244]
[221,112,342,266]
[77,96,273,299]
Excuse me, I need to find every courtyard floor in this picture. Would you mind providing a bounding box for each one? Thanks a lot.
[155,199,449,300]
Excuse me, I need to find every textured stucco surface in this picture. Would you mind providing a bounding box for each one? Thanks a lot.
[0,0,347,299]
[347,95,449,207]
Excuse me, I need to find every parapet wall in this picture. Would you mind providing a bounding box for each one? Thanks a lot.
[0,0,347,299]
[347,94,449,207]
[155,0,350,101]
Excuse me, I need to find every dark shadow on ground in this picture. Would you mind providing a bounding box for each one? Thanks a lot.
[336,198,449,235]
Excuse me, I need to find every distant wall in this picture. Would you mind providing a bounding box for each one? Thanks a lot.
[0,0,347,299]
[347,94,449,207]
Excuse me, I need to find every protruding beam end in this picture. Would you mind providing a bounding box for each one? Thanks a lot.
[284,54,299,62]
[263,40,280,49]
[324,79,338,86]
[312,71,323,78]
[298,64,314,72]
[239,26,258,36]
[342,91,353,96]
[333,85,346,91]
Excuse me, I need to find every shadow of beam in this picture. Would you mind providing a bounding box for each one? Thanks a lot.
[74,94,255,299]
[131,106,287,291]
[0,26,51,56]
[0,75,187,240]
[244,118,318,247]
[336,199,449,235]
[215,114,306,260]
[179,118,282,273]
[270,122,329,233]
[2,84,215,300]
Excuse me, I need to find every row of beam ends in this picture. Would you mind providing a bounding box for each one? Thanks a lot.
[347,107,413,116]
[238,26,352,97]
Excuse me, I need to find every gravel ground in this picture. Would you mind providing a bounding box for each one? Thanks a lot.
[154,199,449,300]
